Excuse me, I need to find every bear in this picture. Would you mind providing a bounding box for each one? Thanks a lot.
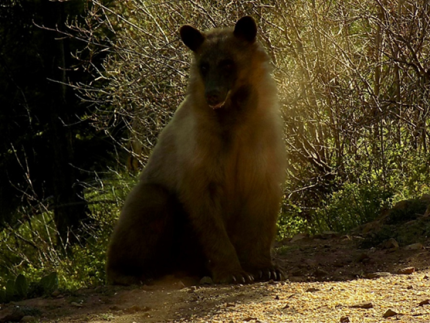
[106,16,286,285]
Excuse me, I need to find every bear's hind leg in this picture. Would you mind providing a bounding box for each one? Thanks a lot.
[106,183,177,285]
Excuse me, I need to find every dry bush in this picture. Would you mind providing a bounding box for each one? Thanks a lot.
[71,0,278,169]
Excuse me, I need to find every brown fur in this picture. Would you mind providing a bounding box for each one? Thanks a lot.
[107,17,286,285]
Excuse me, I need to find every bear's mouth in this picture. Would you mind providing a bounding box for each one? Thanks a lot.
[209,101,226,109]
[208,90,231,110]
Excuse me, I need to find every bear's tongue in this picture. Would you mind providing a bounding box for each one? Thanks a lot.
[209,101,225,109]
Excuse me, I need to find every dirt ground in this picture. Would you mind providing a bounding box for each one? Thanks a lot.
[1,207,430,322]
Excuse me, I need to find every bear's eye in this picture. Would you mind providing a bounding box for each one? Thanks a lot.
[200,62,209,74]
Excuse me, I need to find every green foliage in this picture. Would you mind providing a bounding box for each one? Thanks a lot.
[281,136,430,237]
[278,201,313,239]
[0,273,59,303]
[39,272,58,296]
[313,183,394,233]
[0,173,135,293]
[279,181,395,236]
[15,274,29,299]
[5,279,15,301]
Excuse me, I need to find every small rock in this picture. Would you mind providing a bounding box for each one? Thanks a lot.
[176,281,186,289]
[322,231,340,238]
[20,316,36,323]
[340,317,350,323]
[382,238,399,250]
[404,243,424,250]
[383,309,398,318]
[397,267,415,275]
[51,289,61,298]
[290,233,308,243]
[306,287,320,292]
[199,276,213,285]
[423,205,430,218]
[365,272,391,279]
[420,194,430,203]
[350,302,373,309]
[70,302,82,308]
[361,221,380,234]
[419,299,430,306]
[353,235,365,240]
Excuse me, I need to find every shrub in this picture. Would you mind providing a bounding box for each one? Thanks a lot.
[312,183,394,233]
[0,173,136,291]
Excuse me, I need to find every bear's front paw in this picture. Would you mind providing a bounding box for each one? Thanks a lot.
[212,269,254,284]
[251,265,285,282]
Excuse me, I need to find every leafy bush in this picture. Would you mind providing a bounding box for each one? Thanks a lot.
[0,273,58,303]
[277,201,311,239]
[0,173,136,292]
[312,183,394,233]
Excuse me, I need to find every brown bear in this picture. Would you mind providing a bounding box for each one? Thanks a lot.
[106,16,286,285]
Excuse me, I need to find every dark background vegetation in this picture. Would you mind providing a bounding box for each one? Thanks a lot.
[0,0,429,291]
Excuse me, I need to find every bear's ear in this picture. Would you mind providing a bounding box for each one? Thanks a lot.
[234,16,257,43]
[180,25,205,52]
